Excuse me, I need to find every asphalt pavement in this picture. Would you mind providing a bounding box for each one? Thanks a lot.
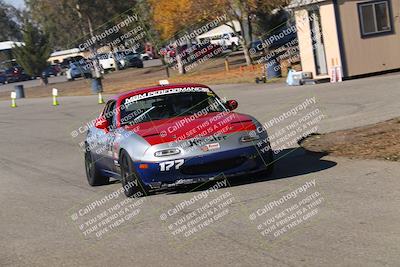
[0,73,399,266]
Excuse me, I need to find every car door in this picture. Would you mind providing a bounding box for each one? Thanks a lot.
[96,100,117,172]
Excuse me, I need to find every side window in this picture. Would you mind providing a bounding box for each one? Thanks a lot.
[358,0,393,37]
[109,102,117,129]
[102,100,116,129]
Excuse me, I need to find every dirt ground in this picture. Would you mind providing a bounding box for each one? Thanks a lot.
[300,118,400,161]
[0,53,283,100]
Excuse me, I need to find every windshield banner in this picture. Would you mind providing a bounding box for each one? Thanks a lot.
[124,87,211,105]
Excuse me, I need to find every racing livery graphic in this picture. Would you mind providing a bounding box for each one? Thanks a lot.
[84,83,274,197]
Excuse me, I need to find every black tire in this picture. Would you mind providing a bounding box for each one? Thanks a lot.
[231,43,238,51]
[85,146,109,186]
[120,150,148,197]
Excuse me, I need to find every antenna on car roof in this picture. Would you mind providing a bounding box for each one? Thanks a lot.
[159,80,169,86]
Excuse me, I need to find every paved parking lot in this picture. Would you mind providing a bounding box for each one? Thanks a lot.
[0,73,399,266]
[0,59,163,93]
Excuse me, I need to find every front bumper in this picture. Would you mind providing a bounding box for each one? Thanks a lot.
[133,146,272,188]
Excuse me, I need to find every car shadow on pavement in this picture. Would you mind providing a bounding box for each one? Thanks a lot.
[166,147,337,194]
[231,148,336,186]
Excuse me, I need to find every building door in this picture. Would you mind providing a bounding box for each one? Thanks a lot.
[309,8,328,75]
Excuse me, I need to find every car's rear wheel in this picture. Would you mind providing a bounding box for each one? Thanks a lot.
[85,147,109,186]
[120,150,148,197]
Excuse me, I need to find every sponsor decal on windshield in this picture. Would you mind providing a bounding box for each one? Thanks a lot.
[124,87,211,105]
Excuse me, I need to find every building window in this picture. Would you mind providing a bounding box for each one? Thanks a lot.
[358,0,393,37]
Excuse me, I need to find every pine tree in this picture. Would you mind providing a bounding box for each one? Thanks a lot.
[13,21,51,85]
[0,0,21,41]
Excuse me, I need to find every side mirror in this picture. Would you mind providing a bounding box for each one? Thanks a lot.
[95,116,109,131]
[226,100,238,111]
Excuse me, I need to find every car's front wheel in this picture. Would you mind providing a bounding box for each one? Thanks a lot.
[85,147,109,186]
[231,43,238,51]
[120,150,148,197]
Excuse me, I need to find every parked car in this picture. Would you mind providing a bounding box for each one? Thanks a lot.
[140,52,152,61]
[42,65,61,78]
[97,53,123,72]
[0,71,7,85]
[60,56,86,74]
[66,62,92,81]
[2,66,32,84]
[84,83,274,197]
[165,42,224,66]
[116,51,144,68]
[209,33,240,51]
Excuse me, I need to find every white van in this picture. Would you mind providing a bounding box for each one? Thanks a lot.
[210,33,240,51]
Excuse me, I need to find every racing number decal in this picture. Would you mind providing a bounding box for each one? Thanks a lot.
[159,159,184,171]
[160,161,174,172]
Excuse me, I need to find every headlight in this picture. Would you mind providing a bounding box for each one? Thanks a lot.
[154,148,181,157]
[240,134,260,143]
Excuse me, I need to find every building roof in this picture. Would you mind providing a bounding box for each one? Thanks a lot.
[50,48,82,57]
[287,0,326,9]
[0,41,24,51]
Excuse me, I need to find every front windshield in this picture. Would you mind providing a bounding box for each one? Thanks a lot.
[120,89,227,125]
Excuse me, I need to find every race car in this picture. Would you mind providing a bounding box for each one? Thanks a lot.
[84,83,274,197]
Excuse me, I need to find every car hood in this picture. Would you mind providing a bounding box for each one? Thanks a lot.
[123,112,256,146]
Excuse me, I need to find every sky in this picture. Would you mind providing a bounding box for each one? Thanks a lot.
[4,0,25,9]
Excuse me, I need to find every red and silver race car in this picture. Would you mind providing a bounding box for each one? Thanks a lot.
[84,83,273,197]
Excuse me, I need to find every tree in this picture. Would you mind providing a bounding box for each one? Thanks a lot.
[149,0,290,68]
[150,0,222,40]
[221,0,290,66]
[26,0,82,50]
[149,0,224,74]
[0,0,22,41]
[254,9,292,36]
[13,21,52,85]
[26,0,140,50]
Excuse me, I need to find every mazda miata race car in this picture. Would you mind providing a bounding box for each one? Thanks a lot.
[84,83,274,197]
